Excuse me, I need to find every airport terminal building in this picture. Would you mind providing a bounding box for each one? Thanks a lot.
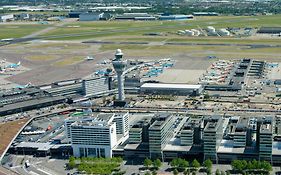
[140,83,203,96]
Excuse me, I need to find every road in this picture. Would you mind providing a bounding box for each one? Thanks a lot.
[88,106,281,115]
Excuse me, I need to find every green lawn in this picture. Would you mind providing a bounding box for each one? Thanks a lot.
[0,24,49,39]
[39,15,281,40]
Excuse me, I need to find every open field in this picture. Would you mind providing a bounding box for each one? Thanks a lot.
[38,15,281,40]
[0,24,49,40]
[0,15,280,86]
[0,119,29,155]
[26,55,58,61]
[53,56,84,66]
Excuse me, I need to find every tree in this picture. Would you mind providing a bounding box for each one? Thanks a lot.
[183,169,189,175]
[68,160,76,169]
[152,170,157,175]
[144,158,152,169]
[171,158,178,168]
[144,171,151,175]
[179,159,189,169]
[173,169,179,175]
[261,161,272,171]
[206,168,212,175]
[192,171,196,175]
[221,171,225,175]
[153,159,162,169]
[203,159,212,170]
[226,171,230,175]
[191,159,200,170]
[69,156,75,162]
[215,169,220,175]
[68,156,76,169]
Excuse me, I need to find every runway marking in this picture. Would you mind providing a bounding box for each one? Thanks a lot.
[36,168,53,175]
[29,171,40,175]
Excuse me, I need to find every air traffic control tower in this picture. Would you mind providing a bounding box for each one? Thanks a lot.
[112,49,127,106]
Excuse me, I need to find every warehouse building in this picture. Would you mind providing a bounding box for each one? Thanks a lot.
[115,13,156,20]
[140,83,203,96]
[257,27,281,34]
[0,14,14,22]
[159,14,193,20]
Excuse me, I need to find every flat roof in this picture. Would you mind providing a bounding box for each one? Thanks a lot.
[0,96,66,113]
[141,83,202,89]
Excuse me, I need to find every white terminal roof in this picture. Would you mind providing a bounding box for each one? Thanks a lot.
[141,83,202,89]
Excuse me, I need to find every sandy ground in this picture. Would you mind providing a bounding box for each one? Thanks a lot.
[0,42,115,85]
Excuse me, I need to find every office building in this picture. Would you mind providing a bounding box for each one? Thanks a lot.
[64,116,94,141]
[181,118,202,146]
[148,114,176,158]
[203,116,223,162]
[233,117,249,148]
[257,117,273,162]
[82,77,112,97]
[129,118,152,143]
[70,113,117,158]
[113,112,129,136]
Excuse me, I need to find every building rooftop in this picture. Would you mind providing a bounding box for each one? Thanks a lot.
[141,83,202,89]
[182,118,202,130]
[72,113,115,128]
[260,123,272,133]
[204,116,222,132]
[149,113,172,130]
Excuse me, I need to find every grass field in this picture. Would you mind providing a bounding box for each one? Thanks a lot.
[39,15,281,40]
[26,55,58,61]
[0,24,49,40]
[53,56,84,66]
[98,43,281,59]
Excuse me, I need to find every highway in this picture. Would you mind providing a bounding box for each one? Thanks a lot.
[87,106,281,115]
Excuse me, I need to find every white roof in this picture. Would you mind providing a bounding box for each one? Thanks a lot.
[141,83,202,89]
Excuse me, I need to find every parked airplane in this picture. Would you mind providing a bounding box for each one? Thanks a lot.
[85,56,94,61]
[6,61,21,68]
[0,59,6,64]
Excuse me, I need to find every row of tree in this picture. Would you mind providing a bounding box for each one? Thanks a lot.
[231,160,272,172]
[68,156,123,175]
[144,158,162,170]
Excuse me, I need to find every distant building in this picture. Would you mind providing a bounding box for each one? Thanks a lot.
[79,12,104,21]
[192,12,219,16]
[0,14,14,22]
[115,13,156,20]
[159,14,193,20]
[69,11,84,18]
[17,13,30,20]
[257,27,281,34]
[70,113,117,158]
